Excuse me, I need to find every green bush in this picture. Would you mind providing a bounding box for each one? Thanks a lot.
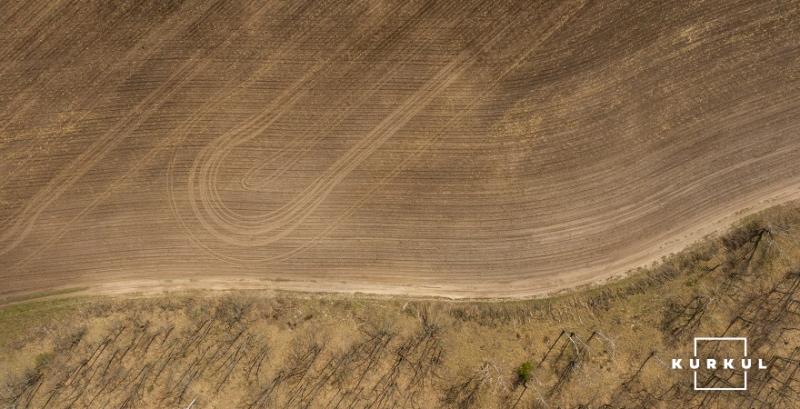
[34,352,54,369]
[517,361,533,384]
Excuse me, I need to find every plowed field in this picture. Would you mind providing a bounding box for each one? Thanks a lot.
[2,0,800,297]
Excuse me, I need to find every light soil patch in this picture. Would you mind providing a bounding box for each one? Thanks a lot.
[3,203,800,408]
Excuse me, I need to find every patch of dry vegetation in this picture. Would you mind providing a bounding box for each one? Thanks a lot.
[3,202,800,408]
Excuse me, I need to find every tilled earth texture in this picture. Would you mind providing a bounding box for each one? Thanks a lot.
[2,0,800,298]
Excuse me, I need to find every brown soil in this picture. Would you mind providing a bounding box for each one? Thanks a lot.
[4,203,800,408]
[2,0,800,298]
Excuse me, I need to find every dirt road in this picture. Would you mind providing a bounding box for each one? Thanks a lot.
[2,0,800,298]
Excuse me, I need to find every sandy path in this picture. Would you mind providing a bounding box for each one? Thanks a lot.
[1,0,800,298]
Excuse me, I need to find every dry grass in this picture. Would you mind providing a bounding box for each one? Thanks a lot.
[3,202,800,408]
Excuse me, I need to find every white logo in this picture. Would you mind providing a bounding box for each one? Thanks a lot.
[669,337,768,391]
